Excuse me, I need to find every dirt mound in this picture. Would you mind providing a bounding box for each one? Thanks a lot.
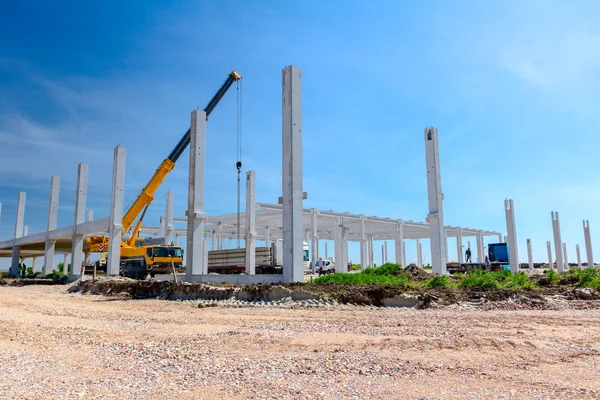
[402,264,433,280]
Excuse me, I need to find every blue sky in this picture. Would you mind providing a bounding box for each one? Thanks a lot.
[1,0,600,269]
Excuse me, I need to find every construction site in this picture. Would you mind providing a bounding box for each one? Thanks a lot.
[0,63,599,399]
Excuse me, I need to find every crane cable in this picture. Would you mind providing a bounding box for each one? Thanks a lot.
[235,79,243,248]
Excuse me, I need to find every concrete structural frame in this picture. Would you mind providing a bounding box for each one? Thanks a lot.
[576,244,582,268]
[562,243,568,270]
[547,241,553,270]
[245,170,256,275]
[504,199,519,274]
[186,109,207,278]
[107,146,126,276]
[10,192,26,276]
[552,211,564,273]
[281,65,304,283]
[526,239,533,270]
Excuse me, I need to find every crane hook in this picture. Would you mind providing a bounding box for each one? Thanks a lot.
[236,161,242,173]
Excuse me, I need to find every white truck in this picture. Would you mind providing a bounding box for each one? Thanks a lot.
[206,240,310,274]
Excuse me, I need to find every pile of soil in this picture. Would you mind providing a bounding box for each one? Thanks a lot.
[402,264,433,280]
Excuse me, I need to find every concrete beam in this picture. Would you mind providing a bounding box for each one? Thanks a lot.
[583,220,594,268]
[245,170,256,275]
[186,109,207,279]
[424,127,447,275]
[43,176,60,275]
[552,211,564,273]
[504,199,519,274]
[70,163,88,280]
[107,146,126,276]
[282,65,304,283]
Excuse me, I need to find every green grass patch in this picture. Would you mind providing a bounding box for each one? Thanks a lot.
[363,263,403,276]
[571,267,600,289]
[460,270,500,289]
[425,275,456,288]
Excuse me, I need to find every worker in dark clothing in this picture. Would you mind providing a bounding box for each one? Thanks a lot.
[465,247,472,263]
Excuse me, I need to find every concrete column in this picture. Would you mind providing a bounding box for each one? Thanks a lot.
[403,241,406,267]
[87,210,94,222]
[334,217,348,273]
[86,208,94,262]
[479,231,486,262]
[476,232,483,263]
[381,245,385,266]
[311,209,319,273]
[457,228,464,263]
[551,211,564,273]
[0,202,2,221]
[282,65,304,282]
[342,221,349,272]
[23,226,28,236]
[10,192,26,276]
[384,241,388,264]
[245,170,256,275]
[416,239,422,268]
[324,241,328,260]
[211,230,216,250]
[576,244,582,268]
[395,221,404,265]
[186,109,207,279]
[70,163,88,280]
[562,243,568,270]
[424,127,447,275]
[265,226,271,247]
[31,257,37,273]
[369,235,374,267]
[583,220,594,268]
[504,199,519,274]
[504,236,508,243]
[526,238,533,270]
[445,229,450,264]
[497,234,502,243]
[217,222,223,250]
[360,216,367,271]
[164,189,174,245]
[43,176,60,276]
[159,216,166,239]
[63,253,69,274]
[107,146,126,276]
[547,241,553,270]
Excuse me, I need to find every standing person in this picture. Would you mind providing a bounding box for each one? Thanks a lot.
[316,257,324,276]
[484,255,491,272]
[465,247,472,263]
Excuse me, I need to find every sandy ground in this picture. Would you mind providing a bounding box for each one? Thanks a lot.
[0,286,599,400]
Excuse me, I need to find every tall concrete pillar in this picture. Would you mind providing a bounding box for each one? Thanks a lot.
[43,176,60,276]
[359,216,367,271]
[526,239,533,270]
[23,225,28,236]
[403,241,406,267]
[324,241,328,260]
[583,220,594,268]
[424,127,447,275]
[164,189,174,245]
[457,228,464,263]
[265,226,271,247]
[334,217,348,273]
[562,243,568,270]
[416,239,422,268]
[576,244,582,268]
[63,253,69,274]
[479,231,486,262]
[159,216,166,239]
[369,235,374,267]
[186,110,207,279]
[476,232,483,263]
[551,211,564,273]
[384,241,388,264]
[342,222,349,272]
[395,221,404,265]
[504,199,519,274]
[497,234,502,243]
[245,170,256,275]
[217,222,223,250]
[87,209,94,222]
[31,257,37,273]
[10,192,26,276]
[547,241,553,270]
[282,65,304,282]
[311,209,319,273]
[107,146,126,276]
[211,230,216,250]
[70,163,88,280]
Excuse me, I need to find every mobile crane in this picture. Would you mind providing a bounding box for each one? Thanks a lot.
[86,70,242,279]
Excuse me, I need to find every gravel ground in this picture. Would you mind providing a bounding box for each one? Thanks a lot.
[1,286,599,399]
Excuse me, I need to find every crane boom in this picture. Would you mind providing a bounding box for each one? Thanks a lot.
[121,69,242,236]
